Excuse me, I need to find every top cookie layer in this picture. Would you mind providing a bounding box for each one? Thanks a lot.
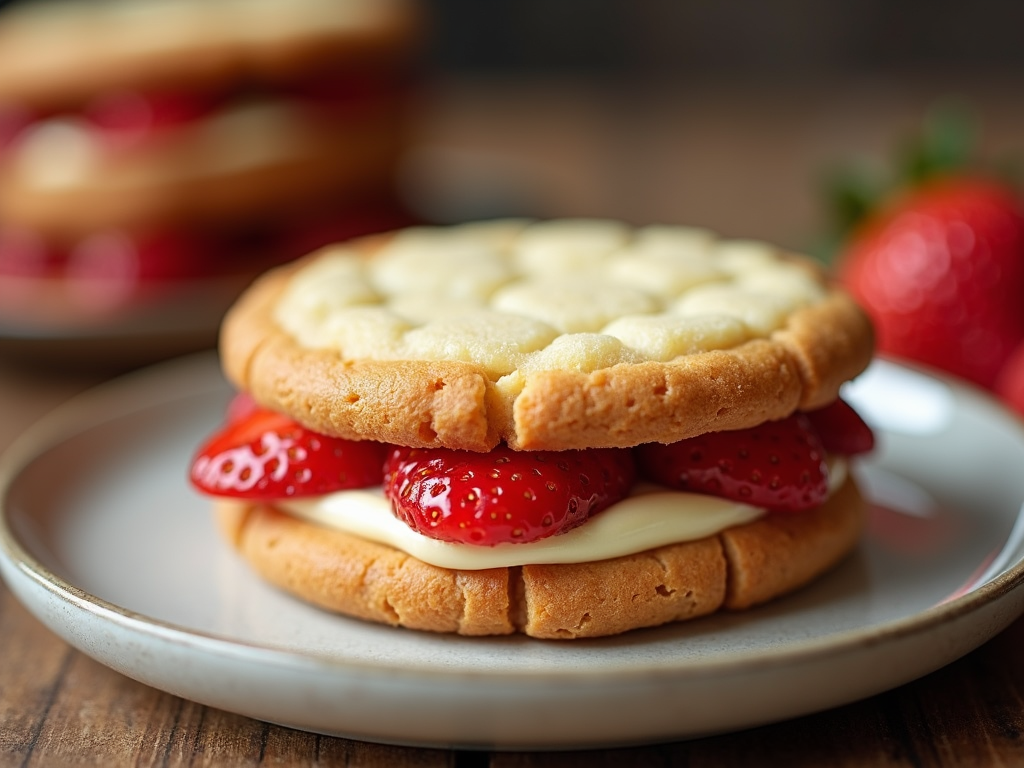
[0,0,418,109]
[222,219,874,451]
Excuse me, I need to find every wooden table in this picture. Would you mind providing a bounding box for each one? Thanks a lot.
[4,74,1024,766]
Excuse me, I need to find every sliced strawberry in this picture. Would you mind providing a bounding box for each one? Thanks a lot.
[285,70,381,109]
[0,226,61,278]
[283,69,413,113]
[635,413,829,513]
[804,398,875,455]
[0,103,36,154]
[383,445,636,546]
[190,406,387,499]
[224,392,259,425]
[83,88,223,143]
[995,340,1024,418]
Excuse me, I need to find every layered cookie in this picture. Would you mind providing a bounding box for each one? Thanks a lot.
[0,0,419,322]
[191,219,876,639]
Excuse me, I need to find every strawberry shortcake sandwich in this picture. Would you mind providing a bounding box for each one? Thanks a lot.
[190,219,876,639]
[0,0,419,323]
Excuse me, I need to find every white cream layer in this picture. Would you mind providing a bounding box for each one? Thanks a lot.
[278,458,847,570]
[10,101,327,191]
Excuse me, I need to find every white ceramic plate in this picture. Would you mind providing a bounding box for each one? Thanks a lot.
[0,277,248,368]
[2,353,1024,750]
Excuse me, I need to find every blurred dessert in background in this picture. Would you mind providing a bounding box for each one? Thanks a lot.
[0,0,421,348]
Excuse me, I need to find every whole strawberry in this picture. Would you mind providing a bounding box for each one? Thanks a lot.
[840,177,1024,388]
[383,445,636,546]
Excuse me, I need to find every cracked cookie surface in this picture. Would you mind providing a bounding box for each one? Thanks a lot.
[222,219,874,451]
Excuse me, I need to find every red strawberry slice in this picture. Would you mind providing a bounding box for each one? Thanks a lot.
[224,392,259,425]
[0,226,60,278]
[84,88,223,142]
[383,445,636,546]
[285,70,384,110]
[995,340,1024,418]
[0,103,35,154]
[635,413,829,512]
[190,406,387,499]
[804,397,875,455]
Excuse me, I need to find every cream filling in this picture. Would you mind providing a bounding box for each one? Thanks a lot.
[278,458,848,570]
[8,100,330,191]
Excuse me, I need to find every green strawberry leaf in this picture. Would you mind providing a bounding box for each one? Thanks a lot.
[898,100,977,184]
[814,99,988,263]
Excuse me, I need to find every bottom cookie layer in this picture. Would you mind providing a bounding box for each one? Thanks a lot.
[213,478,865,639]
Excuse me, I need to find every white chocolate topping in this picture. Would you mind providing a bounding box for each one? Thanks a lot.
[275,219,830,379]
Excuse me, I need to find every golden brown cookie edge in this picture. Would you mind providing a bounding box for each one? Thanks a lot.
[211,474,865,639]
[0,0,421,110]
[220,239,874,451]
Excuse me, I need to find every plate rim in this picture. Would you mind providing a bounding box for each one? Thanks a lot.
[0,275,254,341]
[3,352,1024,685]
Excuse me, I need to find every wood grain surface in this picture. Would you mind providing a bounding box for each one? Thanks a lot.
[4,74,1024,767]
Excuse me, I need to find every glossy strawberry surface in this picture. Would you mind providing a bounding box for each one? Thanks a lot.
[840,178,1024,388]
[190,404,387,499]
[995,341,1024,419]
[804,397,875,456]
[383,444,636,546]
[635,413,830,512]
[83,89,224,141]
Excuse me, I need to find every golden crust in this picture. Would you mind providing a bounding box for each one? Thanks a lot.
[0,105,406,239]
[213,476,865,640]
[215,502,517,636]
[507,341,803,450]
[771,291,876,411]
[721,477,865,610]
[221,259,501,450]
[0,0,420,111]
[518,538,727,639]
[219,236,874,452]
